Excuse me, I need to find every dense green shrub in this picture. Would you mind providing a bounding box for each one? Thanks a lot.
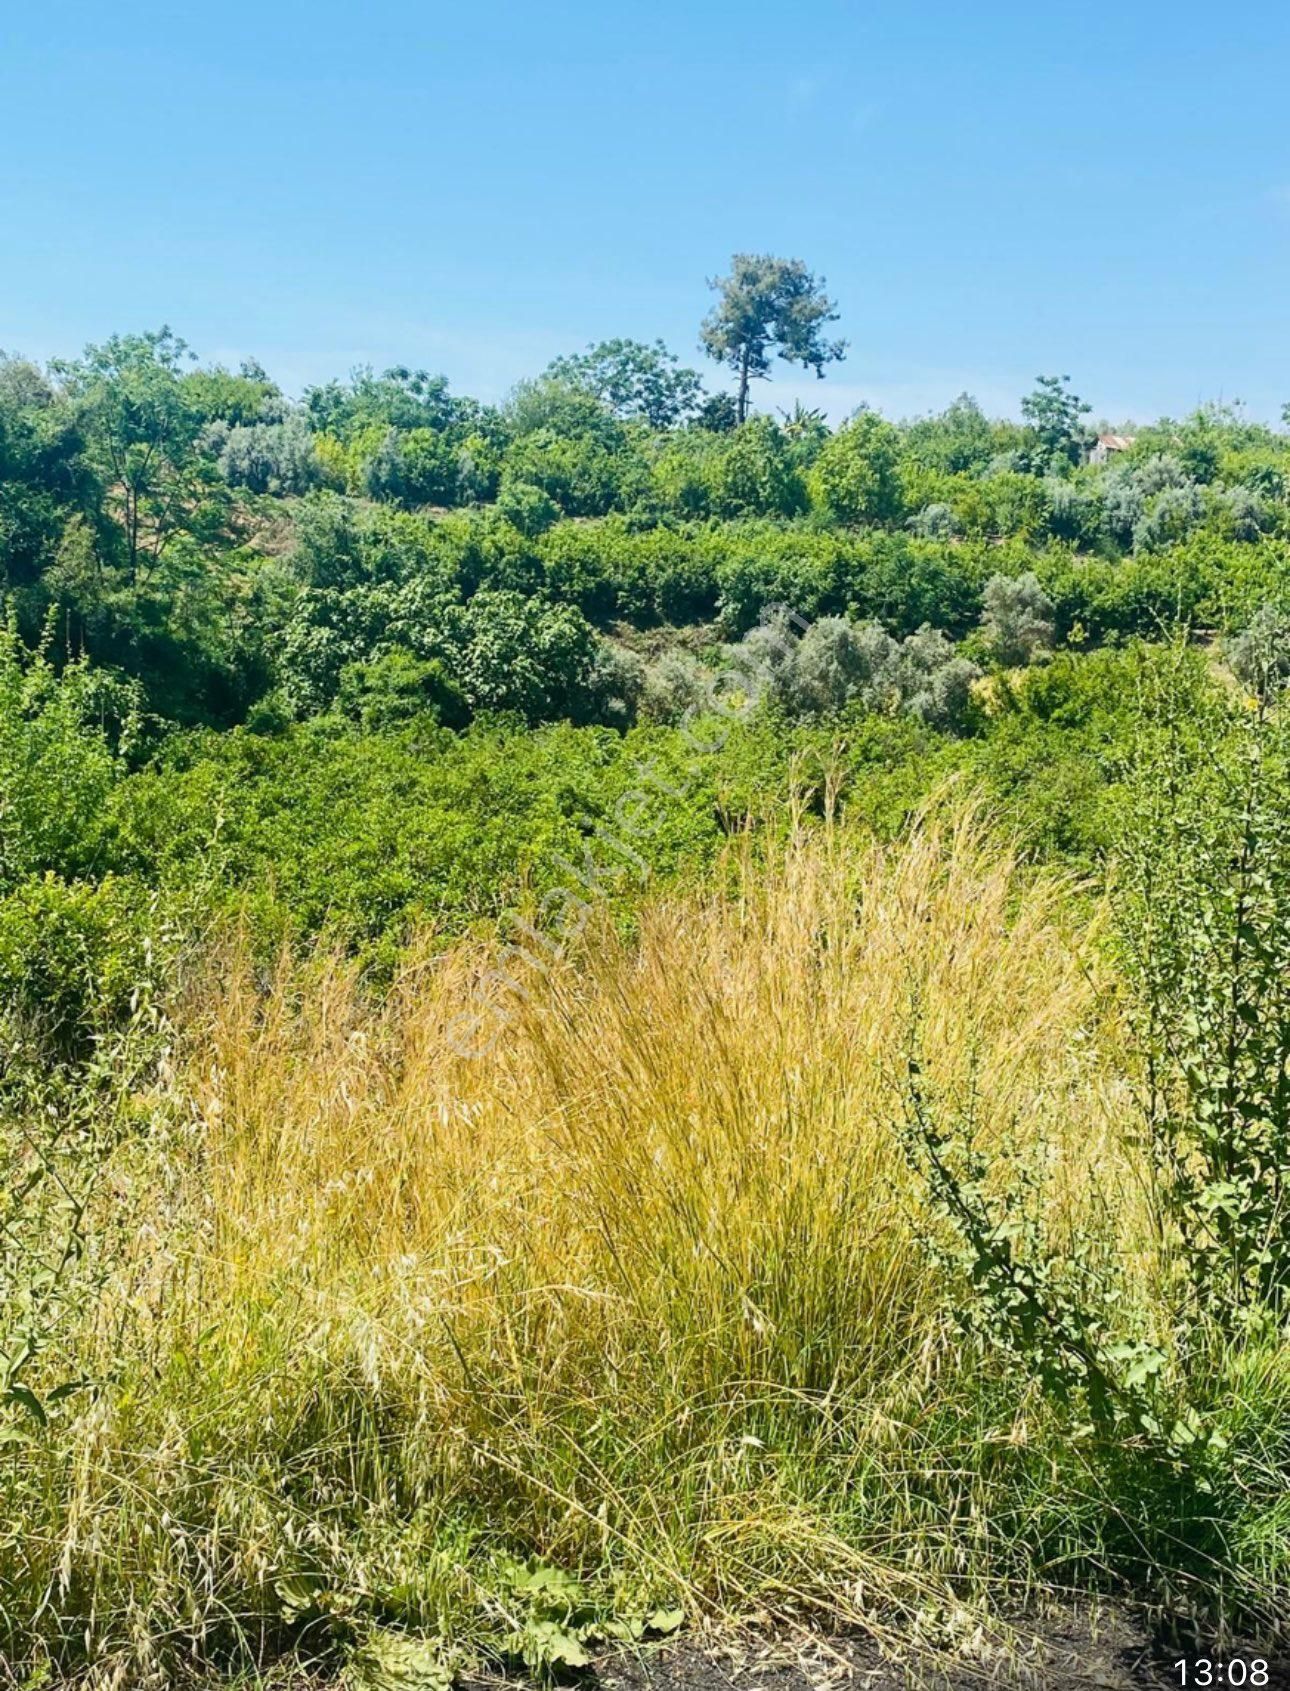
[505,427,641,517]
[727,608,981,732]
[708,418,806,519]
[495,475,560,536]
[0,630,134,887]
[0,872,158,1049]
[537,520,719,626]
[809,409,904,526]
[365,425,462,507]
[208,416,320,495]
[1227,605,1290,699]
[98,717,740,964]
[334,648,470,730]
[439,590,603,721]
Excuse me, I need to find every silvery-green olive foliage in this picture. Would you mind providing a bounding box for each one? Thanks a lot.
[790,616,898,714]
[1215,484,1270,542]
[726,610,979,730]
[1044,477,1105,548]
[1135,452,1190,498]
[638,650,712,724]
[1100,453,1192,549]
[1093,454,1218,554]
[1132,482,1206,553]
[986,449,1028,476]
[980,571,1056,666]
[909,501,955,539]
[724,606,803,703]
[209,415,321,495]
[894,623,982,729]
[1227,605,1290,700]
[1100,467,1146,548]
[587,640,645,729]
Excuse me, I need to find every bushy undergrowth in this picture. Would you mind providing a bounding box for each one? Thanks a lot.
[0,611,1175,1028]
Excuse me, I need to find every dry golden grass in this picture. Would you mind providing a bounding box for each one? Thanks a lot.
[192,811,1133,1372]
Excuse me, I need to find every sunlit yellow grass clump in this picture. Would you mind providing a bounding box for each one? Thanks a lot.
[15,817,1150,1679]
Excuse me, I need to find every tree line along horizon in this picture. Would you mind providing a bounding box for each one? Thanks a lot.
[2,251,1288,740]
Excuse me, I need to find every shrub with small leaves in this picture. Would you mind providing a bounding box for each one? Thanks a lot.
[1216,484,1270,543]
[639,649,711,724]
[787,615,897,714]
[898,1059,1180,1444]
[908,501,955,539]
[495,476,560,538]
[211,415,320,495]
[895,623,981,731]
[979,571,1056,667]
[586,638,645,728]
[1227,605,1290,701]
[1132,481,1205,553]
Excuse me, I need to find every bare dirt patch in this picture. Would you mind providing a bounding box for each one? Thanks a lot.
[459,1610,1288,1691]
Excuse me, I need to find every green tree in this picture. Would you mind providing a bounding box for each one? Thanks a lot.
[365,427,460,507]
[1020,374,1093,471]
[495,477,561,537]
[710,417,806,518]
[502,375,620,443]
[335,648,469,730]
[700,254,846,424]
[183,361,284,426]
[303,365,455,438]
[503,428,634,516]
[693,392,739,433]
[903,392,1001,475]
[0,621,137,886]
[542,339,703,429]
[0,355,90,599]
[53,329,204,583]
[444,590,602,722]
[809,409,904,526]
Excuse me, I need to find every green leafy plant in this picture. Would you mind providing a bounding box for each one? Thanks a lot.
[897,1057,1187,1447]
[495,1558,683,1679]
[1117,655,1290,1328]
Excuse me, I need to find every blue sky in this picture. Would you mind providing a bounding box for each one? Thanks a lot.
[3,0,1289,424]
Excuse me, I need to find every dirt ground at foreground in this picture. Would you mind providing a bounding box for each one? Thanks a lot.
[462,1610,1289,1691]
